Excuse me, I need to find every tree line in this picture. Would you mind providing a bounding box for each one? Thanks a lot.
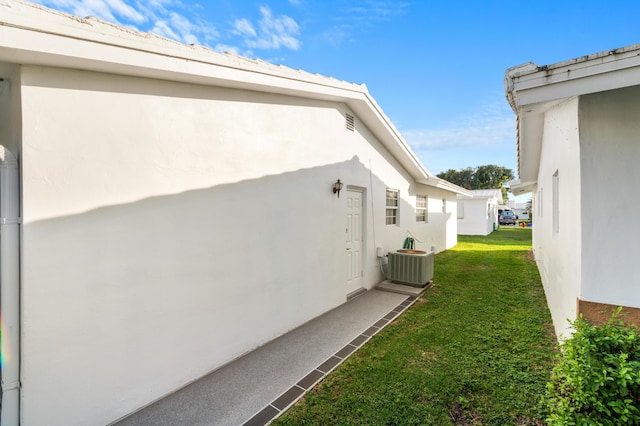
[436,164,514,200]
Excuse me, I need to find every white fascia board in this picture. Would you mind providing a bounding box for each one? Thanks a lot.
[505,43,640,185]
[0,17,363,103]
[349,94,433,184]
[507,45,640,107]
[457,194,491,200]
[419,176,472,196]
[0,0,439,186]
[458,189,502,199]
[0,0,362,95]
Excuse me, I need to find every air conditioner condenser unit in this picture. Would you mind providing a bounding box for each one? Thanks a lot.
[387,250,434,287]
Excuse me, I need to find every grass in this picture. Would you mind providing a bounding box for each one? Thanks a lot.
[273,228,558,425]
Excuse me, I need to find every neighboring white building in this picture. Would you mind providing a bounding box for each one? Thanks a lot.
[0,1,469,425]
[457,189,503,236]
[507,201,530,220]
[505,42,640,340]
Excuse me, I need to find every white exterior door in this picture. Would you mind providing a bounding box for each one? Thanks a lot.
[346,189,363,294]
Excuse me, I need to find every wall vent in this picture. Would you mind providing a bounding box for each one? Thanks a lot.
[345,113,355,131]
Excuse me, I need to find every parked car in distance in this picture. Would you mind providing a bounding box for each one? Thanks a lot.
[499,210,517,225]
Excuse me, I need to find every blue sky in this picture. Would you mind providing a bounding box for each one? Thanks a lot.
[31,0,640,200]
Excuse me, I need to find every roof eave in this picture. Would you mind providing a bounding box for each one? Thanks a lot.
[509,179,537,196]
[417,177,472,196]
[0,0,441,188]
[505,44,640,188]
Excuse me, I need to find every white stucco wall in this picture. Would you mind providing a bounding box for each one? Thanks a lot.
[533,97,582,339]
[378,184,456,255]
[15,65,456,425]
[579,86,640,309]
[457,198,496,236]
[444,196,459,249]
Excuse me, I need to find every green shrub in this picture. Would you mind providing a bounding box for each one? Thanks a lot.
[546,309,640,425]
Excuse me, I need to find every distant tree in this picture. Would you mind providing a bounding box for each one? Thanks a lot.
[437,167,474,189]
[437,164,514,201]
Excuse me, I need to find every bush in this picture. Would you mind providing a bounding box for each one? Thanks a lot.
[546,309,640,425]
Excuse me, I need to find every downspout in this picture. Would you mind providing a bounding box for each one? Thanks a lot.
[0,145,20,426]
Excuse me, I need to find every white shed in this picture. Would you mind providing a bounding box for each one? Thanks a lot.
[0,1,468,425]
[457,189,503,236]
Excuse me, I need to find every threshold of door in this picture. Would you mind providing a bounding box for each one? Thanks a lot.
[347,288,367,300]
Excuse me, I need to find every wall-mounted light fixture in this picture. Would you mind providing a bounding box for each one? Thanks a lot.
[332,179,344,198]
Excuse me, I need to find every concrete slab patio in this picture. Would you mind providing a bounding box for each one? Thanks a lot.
[113,288,421,426]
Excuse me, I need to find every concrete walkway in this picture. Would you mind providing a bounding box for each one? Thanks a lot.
[114,288,419,426]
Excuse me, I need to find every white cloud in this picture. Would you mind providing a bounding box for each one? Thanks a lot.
[403,103,515,152]
[404,120,512,151]
[33,1,300,53]
[164,11,218,45]
[233,18,257,37]
[323,27,349,46]
[32,0,220,46]
[213,43,241,55]
[400,97,520,176]
[34,0,145,24]
[149,19,180,41]
[106,0,146,23]
[348,1,411,19]
[239,6,301,51]
[323,1,410,47]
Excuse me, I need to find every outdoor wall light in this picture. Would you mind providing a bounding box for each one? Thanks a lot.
[332,179,344,197]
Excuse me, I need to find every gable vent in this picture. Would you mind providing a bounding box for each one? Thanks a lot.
[345,113,355,131]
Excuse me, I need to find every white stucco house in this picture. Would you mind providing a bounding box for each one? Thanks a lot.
[0,1,469,425]
[456,189,502,236]
[505,42,640,340]
[506,201,530,220]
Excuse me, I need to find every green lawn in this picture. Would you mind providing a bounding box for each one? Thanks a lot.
[273,228,558,425]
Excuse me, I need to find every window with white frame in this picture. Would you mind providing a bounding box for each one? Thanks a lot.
[416,195,427,222]
[457,202,464,219]
[386,189,399,225]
